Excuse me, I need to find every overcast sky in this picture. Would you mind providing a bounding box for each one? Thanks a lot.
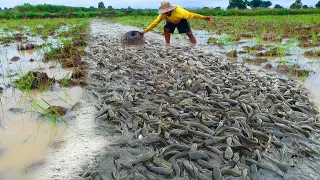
[0,0,317,9]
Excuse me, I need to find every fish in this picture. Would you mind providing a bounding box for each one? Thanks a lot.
[86,28,320,180]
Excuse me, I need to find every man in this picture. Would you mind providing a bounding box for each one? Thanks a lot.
[140,1,212,47]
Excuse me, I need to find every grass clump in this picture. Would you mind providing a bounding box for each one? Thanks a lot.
[32,98,67,126]
[14,71,55,91]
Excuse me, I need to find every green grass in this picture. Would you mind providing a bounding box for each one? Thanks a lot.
[61,72,71,86]
[114,14,320,41]
[31,98,67,126]
[13,71,55,91]
[0,18,89,43]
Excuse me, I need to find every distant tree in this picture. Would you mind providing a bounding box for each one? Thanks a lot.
[107,6,113,10]
[89,6,95,9]
[248,0,271,8]
[260,1,272,7]
[290,0,302,9]
[274,4,284,8]
[302,5,308,8]
[249,0,262,8]
[227,0,248,9]
[4,7,8,10]
[127,6,134,13]
[98,2,105,9]
[202,7,210,9]
[214,6,222,10]
[316,1,320,8]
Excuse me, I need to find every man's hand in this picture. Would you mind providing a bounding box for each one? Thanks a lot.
[205,16,212,23]
[140,30,146,35]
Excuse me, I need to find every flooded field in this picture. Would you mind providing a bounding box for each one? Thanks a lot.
[0,18,88,179]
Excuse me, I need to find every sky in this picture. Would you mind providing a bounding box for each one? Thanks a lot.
[0,0,317,10]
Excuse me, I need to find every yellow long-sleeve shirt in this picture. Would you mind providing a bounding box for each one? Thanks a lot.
[143,5,205,33]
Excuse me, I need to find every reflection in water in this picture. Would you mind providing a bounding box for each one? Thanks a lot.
[17,49,36,56]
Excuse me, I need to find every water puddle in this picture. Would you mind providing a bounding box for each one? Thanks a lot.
[0,33,83,179]
[0,87,83,179]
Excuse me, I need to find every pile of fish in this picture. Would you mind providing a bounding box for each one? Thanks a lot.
[81,24,320,180]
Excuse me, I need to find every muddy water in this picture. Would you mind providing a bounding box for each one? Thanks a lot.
[0,41,83,179]
[0,88,82,179]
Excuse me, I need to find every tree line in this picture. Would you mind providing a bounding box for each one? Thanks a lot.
[0,1,320,19]
[227,0,318,9]
[1,0,320,11]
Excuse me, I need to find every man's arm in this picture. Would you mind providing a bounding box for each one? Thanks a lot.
[141,14,163,34]
[176,6,211,22]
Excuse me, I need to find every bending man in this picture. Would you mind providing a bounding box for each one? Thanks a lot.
[140,1,212,47]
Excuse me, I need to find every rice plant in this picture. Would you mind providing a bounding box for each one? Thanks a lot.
[31,98,67,126]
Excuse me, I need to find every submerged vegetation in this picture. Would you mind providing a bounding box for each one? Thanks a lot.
[31,98,68,126]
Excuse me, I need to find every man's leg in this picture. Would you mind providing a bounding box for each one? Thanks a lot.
[164,28,171,45]
[186,32,196,46]
[164,22,175,46]
[177,19,196,46]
